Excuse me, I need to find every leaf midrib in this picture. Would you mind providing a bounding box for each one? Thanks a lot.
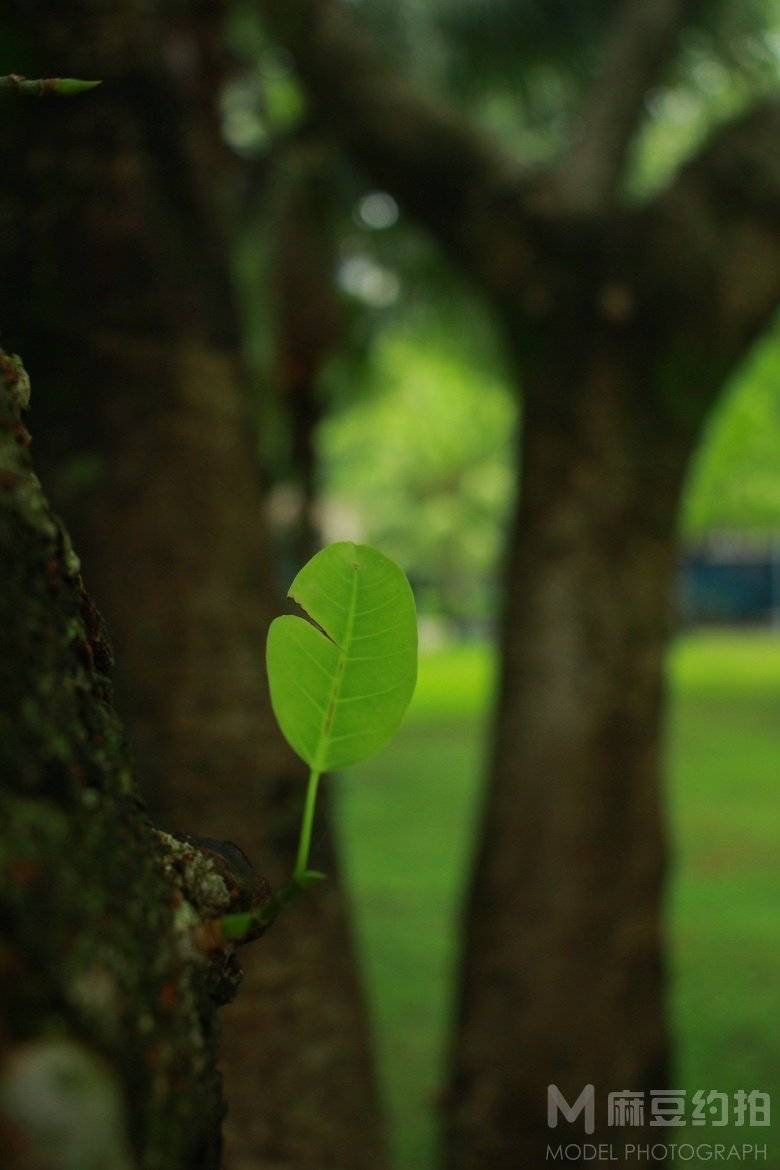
[313,563,360,771]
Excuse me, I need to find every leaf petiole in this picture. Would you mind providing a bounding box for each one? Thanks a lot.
[211,772,326,947]
[294,767,321,883]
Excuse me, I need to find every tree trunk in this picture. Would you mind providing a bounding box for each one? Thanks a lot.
[446,333,695,1169]
[1,6,386,1168]
[0,351,258,1170]
[266,141,342,572]
[83,336,385,1170]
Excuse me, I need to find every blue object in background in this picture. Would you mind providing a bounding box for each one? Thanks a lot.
[680,539,780,624]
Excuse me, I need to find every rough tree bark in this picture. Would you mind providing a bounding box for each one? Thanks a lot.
[0,350,267,1170]
[257,2,780,1166]
[1,6,386,1169]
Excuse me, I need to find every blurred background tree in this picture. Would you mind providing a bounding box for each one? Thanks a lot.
[252,1,780,1167]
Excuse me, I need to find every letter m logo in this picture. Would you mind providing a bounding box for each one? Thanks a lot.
[547,1085,595,1135]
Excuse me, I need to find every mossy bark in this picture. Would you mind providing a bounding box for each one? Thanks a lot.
[0,352,259,1170]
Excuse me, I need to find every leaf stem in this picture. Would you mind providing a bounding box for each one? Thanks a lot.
[294,767,321,882]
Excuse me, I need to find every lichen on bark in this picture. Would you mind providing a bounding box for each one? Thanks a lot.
[0,351,256,1170]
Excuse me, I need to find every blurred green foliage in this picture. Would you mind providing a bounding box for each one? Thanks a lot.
[319,0,780,178]
[320,321,516,628]
[320,314,780,625]
[685,327,780,534]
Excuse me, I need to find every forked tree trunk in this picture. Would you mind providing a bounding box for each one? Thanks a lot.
[446,334,696,1169]
[1,5,386,1168]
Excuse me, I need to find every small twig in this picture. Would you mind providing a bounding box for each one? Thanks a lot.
[0,74,101,97]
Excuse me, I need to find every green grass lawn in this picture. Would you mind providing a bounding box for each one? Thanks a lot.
[335,632,780,1169]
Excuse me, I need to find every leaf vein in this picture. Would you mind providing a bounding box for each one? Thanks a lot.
[310,579,350,612]
[336,678,410,705]
[328,728,375,745]
[350,618,409,642]
[290,677,328,717]
[356,588,404,618]
[315,565,360,768]
[288,633,335,678]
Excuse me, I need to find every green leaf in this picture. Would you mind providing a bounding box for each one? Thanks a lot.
[266,542,417,771]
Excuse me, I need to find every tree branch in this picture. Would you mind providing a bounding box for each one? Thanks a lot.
[551,0,694,213]
[256,0,526,281]
[0,74,100,96]
[650,99,780,373]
